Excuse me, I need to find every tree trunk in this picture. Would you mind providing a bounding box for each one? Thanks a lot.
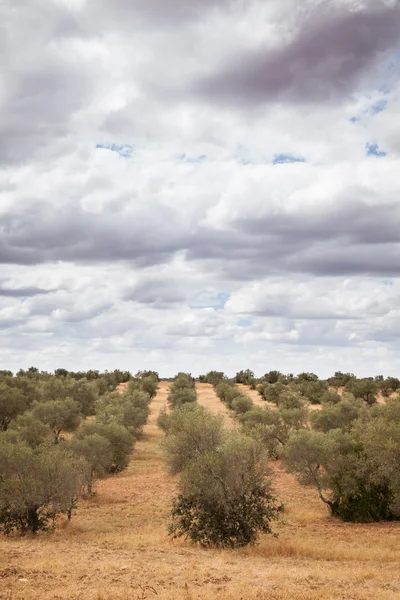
[27,506,40,533]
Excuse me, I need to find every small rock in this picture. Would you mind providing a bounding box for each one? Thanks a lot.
[18,578,28,583]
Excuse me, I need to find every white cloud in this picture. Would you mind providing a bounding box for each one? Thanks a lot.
[0,0,400,377]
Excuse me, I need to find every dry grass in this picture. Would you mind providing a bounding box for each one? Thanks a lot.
[1,382,400,600]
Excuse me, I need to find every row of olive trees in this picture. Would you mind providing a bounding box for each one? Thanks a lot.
[213,376,400,523]
[0,371,158,534]
[0,369,140,432]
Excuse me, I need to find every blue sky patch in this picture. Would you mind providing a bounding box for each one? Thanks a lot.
[273,154,305,165]
[96,143,134,158]
[190,292,231,311]
[178,153,207,164]
[366,143,387,158]
[237,318,252,328]
[370,99,387,115]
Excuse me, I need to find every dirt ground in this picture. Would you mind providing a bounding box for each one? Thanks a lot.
[1,382,399,600]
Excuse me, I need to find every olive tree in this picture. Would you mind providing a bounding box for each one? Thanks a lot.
[7,413,53,448]
[344,378,378,405]
[160,405,224,475]
[235,369,256,386]
[169,433,282,547]
[239,404,308,458]
[0,439,86,534]
[69,434,112,495]
[96,389,151,435]
[283,429,394,522]
[32,398,81,443]
[75,421,135,473]
[0,383,30,431]
[310,399,367,433]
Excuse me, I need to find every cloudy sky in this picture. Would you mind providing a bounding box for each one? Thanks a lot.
[1,0,400,377]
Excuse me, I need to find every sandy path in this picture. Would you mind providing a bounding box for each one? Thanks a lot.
[195,382,234,426]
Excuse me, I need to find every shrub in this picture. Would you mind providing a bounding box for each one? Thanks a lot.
[0,382,30,431]
[320,390,342,405]
[257,382,286,404]
[169,433,282,547]
[167,387,197,409]
[235,369,256,386]
[231,395,254,415]
[32,398,81,443]
[296,380,328,404]
[7,413,53,449]
[69,434,112,495]
[0,439,85,534]
[310,399,366,433]
[215,381,232,402]
[96,390,151,435]
[240,405,308,458]
[204,371,225,386]
[161,405,224,475]
[75,421,135,473]
[283,428,398,522]
[344,378,378,405]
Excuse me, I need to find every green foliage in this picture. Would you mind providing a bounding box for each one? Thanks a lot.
[96,389,151,435]
[167,373,197,408]
[345,378,378,405]
[204,371,226,386]
[7,413,53,449]
[167,387,197,408]
[138,376,159,399]
[276,390,306,410]
[235,369,256,386]
[283,428,398,522]
[215,382,250,410]
[379,377,400,397]
[32,398,81,443]
[161,405,224,475]
[70,380,99,416]
[239,405,308,458]
[0,439,85,534]
[129,373,159,398]
[231,394,254,415]
[262,370,282,384]
[134,370,160,382]
[69,434,112,495]
[75,421,135,473]
[0,382,30,431]
[173,373,195,388]
[327,372,355,388]
[320,390,342,405]
[257,382,287,404]
[296,380,328,404]
[169,433,282,547]
[296,372,319,382]
[310,399,366,433]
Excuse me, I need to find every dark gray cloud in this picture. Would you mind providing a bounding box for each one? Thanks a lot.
[123,279,187,306]
[0,1,94,164]
[194,3,400,105]
[2,191,400,281]
[0,199,192,266]
[0,286,53,298]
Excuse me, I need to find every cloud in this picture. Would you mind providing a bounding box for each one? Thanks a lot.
[194,2,400,106]
[0,286,53,298]
[1,0,400,377]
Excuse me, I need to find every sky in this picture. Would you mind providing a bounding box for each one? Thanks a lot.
[1,0,400,378]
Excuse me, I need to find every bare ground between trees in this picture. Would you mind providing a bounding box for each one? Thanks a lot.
[0,382,399,599]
